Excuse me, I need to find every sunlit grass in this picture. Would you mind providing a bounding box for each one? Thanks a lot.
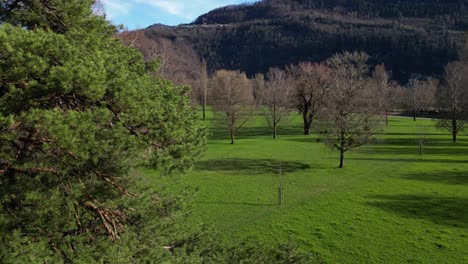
[143,112,468,263]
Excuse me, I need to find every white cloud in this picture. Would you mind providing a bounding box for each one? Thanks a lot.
[101,0,134,19]
[102,0,256,27]
[135,0,249,21]
[135,0,183,16]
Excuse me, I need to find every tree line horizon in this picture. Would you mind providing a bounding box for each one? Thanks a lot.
[191,49,468,168]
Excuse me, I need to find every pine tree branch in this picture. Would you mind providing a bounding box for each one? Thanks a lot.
[93,170,135,197]
[0,163,58,175]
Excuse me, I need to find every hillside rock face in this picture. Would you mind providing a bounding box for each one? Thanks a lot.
[142,0,467,82]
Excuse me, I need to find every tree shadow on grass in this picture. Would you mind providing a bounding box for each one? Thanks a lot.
[209,126,303,140]
[401,171,468,185]
[195,159,311,174]
[289,137,468,149]
[376,132,446,136]
[367,195,468,229]
[374,137,468,147]
[363,146,467,156]
[342,157,466,164]
[287,137,321,144]
[198,201,276,207]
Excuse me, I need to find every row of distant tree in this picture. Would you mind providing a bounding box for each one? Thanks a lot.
[192,50,468,167]
[118,28,467,166]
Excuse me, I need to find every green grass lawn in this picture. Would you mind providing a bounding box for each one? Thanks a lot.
[143,111,468,263]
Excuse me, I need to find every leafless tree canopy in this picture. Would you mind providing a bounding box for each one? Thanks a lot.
[117,30,202,87]
[322,51,381,168]
[210,70,254,144]
[92,0,105,16]
[404,78,437,121]
[437,61,468,141]
[253,73,265,106]
[262,68,294,138]
[371,63,393,124]
[194,58,209,120]
[288,62,333,135]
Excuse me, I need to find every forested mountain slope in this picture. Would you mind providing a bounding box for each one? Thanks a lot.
[141,0,467,82]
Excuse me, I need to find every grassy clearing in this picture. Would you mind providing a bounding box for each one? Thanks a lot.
[143,111,468,263]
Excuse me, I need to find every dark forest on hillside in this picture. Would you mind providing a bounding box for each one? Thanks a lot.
[143,0,467,82]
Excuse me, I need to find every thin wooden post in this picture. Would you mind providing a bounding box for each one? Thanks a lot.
[278,162,283,206]
[278,186,283,206]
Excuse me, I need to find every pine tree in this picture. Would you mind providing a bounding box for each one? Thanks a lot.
[0,1,207,261]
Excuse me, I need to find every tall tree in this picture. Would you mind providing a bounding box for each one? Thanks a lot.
[405,78,437,121]
[288,62,332,135]
[372,64,392,125]
[322,52,380,168]
[437,61,468,142]
[210,70,254,144]
[252,73,265,106]
[199,58,209,120]
[263,68,293,139]
[0,1,207,261]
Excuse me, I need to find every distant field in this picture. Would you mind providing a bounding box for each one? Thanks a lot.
[143,110,468,264]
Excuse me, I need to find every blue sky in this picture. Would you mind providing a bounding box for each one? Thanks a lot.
[101,0,257,29]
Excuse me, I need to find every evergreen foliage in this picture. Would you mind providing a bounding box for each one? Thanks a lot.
[0,0,209,261]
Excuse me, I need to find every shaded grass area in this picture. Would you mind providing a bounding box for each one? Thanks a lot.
[195,159,312,174]
[402,170,468,185]
[143,113,468,264]
[367,195,468,229]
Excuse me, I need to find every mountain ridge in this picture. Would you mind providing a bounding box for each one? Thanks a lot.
[140,0,466,83]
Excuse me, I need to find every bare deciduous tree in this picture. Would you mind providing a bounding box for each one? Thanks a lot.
[252,73,265,106]
[288,62,332,135]
[117,30,202,87]
[197,58,209,120]
[262,68,293,139]
[211,70,254,144]
[372,63,392,124]
[405,78,437,121]
[92,0,105,16]
[437,61,468,142]
[322,51,381,168]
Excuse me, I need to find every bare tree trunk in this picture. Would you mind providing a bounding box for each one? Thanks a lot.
[339,148,345,168]
[303,124,310,135]
[452,115,457,142]
[273,105,277,139]
[385,109,389,125]
[202,100,206,121]
[230,128,235,144]
[302,104,311,135]
[303,112,311,135]
[413,109,416,121]
[202,84,207,121]
[201,59,208,121]
[339,130,345,168]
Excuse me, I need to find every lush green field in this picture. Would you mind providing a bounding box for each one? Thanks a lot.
[143,111,468,263]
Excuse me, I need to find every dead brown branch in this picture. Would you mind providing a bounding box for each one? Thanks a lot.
[82,200,127,241]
